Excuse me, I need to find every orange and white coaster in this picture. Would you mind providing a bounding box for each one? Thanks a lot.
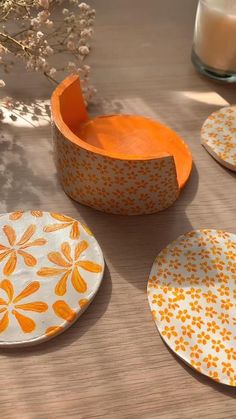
[0,211,104,347]
[201,105,236,171]
[147,229,236,386]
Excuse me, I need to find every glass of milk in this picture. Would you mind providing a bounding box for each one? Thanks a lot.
[192,0,236,82]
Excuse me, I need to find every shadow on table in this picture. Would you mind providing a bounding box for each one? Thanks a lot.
[0,266,112,356]
[0,123,59,212]
[72,163,199,293]
[165,342,236,399]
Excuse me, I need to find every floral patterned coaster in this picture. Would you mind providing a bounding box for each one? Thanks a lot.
[0,211,104,347]
[147,229,236,386]
[201,105,236,171]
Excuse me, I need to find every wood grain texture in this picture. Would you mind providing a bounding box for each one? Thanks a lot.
[0,0,236,417]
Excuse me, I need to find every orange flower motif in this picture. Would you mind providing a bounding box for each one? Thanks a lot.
[227,261,236,274]
[217,285,230,296]
[182,325,195,338]
[222,362,234,377]
[189,301,202,313]
[176,309,190,323]
[162,325,177,339]
[0,279,48,333]
[225,240,236,250]
[197,237,207,247]
[172,273,185,285]
[207,321,220,334]
[192,316,205,329]
[0,224,46,276]
[221,299,233,310]
[160,283,172,294]
[148,276,161,289]
[52,300,76,322]
[198,249,210,259]
[190,344,203,359]
[188,274,200,285]
[37,241,102,296]
[202,291,217,304]
[220,328,232,342]
[169,259,181,269]
[200,261,212,273]
[197,331,210,345]
[208,236,220,245]
[225,250,236,260]
[216,272,229,284]
[186,288,201,300]
[159,308,173,323]
[212,257,225,271]
[43,213,81,240]
[184,263,197,273]
[210,246,222,256]
[185,251,196,261]
[9,211,43,220]
[205,307,217,318]
[152,294,166,307]
[172,288,185,302]
[170,247,182,257]
[211,339,225,352]
[175,336,189,352]
[218,313,230,325]
[203,354,219,369]
[202,276,215,287]
[157,269,171,280]
[167,298,179,310]
[225,348,236,361]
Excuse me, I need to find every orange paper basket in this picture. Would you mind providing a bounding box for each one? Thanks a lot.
[51,75,192,215]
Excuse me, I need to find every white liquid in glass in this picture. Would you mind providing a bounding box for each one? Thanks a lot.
[194,0,236,71]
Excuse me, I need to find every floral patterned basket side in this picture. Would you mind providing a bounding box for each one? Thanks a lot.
[51,75,192,215]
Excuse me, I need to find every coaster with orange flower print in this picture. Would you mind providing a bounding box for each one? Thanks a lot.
[0,211,104,346]
[201,105,236,171]
[147,229,236,386]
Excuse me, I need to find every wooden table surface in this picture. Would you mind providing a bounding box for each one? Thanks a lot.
[1,0,236,417]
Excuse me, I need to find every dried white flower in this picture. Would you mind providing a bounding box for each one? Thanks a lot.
[78,3,90,11]
[36,31,44,39]
[48,67,56,76]
[0,0,96,121]
[79,45,89,56]
[39,0,49,8]
[68,61,76,71]
[81,29,93,38]
[45,20,53,28]
[45,45,53,55]
[38,10,49,22]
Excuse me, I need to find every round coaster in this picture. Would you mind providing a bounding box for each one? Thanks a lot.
[0,211,104,347]
[147,229,236,386]
[201,105,236,171]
